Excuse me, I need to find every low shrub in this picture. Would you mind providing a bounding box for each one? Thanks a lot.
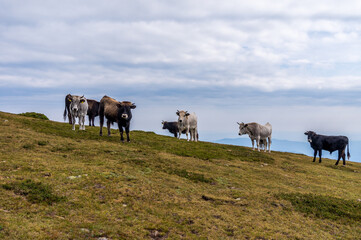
[278,193,361,222]
[2,179,65,205]
[19,112,49,120]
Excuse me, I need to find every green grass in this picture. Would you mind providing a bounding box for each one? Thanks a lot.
[278,193,361,223]
[18,112,49,120]
[2,111,361,239]
[2,179,66,205]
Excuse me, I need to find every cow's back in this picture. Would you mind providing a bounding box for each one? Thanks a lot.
[188,113,198,129]
[87,99,100,116]
[100,96,119,122]
[322,135,348,151]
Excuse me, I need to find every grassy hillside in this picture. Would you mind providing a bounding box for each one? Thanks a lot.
[1,111,361,239]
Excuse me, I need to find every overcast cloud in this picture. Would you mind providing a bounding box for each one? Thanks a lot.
[1,1,361,141]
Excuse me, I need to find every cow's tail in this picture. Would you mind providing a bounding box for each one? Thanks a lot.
[347,141,351,160]
[63,106,67,121]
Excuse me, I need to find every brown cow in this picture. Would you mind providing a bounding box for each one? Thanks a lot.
[86,99,100,126]
[63,94,72,124]
[99,96,136,142]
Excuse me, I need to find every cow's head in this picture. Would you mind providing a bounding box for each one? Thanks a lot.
[304,131,316,143]
[162,120,167,129]
[237,122,249,136]
[176,110,190,124]
[70,95,86,112]
[118,101,136,120]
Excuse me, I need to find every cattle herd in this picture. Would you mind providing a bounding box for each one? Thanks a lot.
[64,94,351,165]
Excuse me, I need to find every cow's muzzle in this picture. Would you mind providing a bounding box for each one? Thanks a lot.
[308,139,312,143]
[121,114,128,119]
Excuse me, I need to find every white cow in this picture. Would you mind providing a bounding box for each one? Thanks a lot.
[237,122,272,152]
[176,110,198,142]
[69,95,88,131]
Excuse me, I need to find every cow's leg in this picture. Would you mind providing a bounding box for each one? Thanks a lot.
[342,149,346,165]
[72,115,76,131]
[118,125,124,142]
[174,132,177,138]
[251,139,255,150]
[88,115,92,126]
[106,121,111,135]
[68,112,72,125]
[318,150,322,163]
[268,137,272,153]
[335,150,341,165]
[82,115,86,130]
[186,127,189,141]
[313,150,317,162]
[178,130,182,139]
[125,126,130,142]
[106,120,111,136]
[263,138,268,152]
[195,127,198,142]
[256,136,260,152]
[99,115,104,136]
[92,116,95,127]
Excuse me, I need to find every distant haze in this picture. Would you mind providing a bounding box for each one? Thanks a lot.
[211,137,361,163]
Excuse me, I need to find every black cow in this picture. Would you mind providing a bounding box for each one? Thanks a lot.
[63,94,72,124]
[86,99,100,126]
[304,131,350,165]
[162,121,186,138]
[99,96,136,142]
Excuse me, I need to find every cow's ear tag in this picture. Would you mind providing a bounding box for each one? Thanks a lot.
[69,99,72,102]
[80,100,84,103]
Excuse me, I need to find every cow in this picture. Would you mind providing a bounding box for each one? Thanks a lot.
[99,95,136,142]
[304,131,350,165]
[69,95,88,131]
[237,122,272,152]
[63,94,72,124]
[162,121,186,138]
[176,110,198,142]
[86,99,100,126]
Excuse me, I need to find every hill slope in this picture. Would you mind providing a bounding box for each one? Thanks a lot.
[1,111,361,239]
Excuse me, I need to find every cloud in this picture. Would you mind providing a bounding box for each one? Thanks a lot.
[2,1,361,141]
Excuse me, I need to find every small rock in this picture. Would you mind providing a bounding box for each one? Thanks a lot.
[44,173,51,177]
[80,228,90,233]
[98,238,108,240]
[357,199,361,202]
[4,120,8,123]
[235,198,241,201]
[122,204,127,207]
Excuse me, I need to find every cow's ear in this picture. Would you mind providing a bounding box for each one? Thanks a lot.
[237,122,240,125]
[130,104,136,109]
[244,124,248,128]
[304,131,308,135]
[176,110,180,116]
[185,112,190,116]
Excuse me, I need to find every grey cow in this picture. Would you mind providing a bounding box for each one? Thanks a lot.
[69,95,88,131]
[176,110,198,142]
[237,122,272,152]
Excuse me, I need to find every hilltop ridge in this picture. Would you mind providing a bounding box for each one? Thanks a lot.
[1,111,361,239]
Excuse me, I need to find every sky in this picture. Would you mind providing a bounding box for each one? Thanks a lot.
[2,0,361,142]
